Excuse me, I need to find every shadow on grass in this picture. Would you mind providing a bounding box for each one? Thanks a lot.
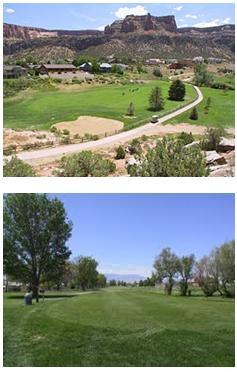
[7,293,81,300]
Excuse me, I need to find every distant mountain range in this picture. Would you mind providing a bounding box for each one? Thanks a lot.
[3,13,235,62]
[105,273,145,283]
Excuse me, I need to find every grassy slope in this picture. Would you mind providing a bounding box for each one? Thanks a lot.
[170,86,234,128]
[3,81,196,131]
[4,288,234,367]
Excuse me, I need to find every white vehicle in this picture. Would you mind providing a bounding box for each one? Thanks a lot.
[151,115,159,123]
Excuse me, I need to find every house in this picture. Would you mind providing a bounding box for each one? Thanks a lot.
[38,64,77,75]
[146,58,162,65]
[79,62,92,72]
[100,63,112,72]
[3,65,27,79]
[193,56,204,64]
[207,57,223,64]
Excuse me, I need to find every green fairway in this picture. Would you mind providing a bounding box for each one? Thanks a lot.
[4,288,234,367]
[170,86,234,128]
[3,81,196,131]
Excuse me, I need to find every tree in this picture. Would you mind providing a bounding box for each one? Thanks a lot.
[109,279,117,286]
[189,107,198,120]
[97,273,107,288]
[153,248,180,295]
[153,68,163,78]
[3,194,72,302]
[4,156,36,177]
[194,64,214,87]
[115,145,126,159]
[168,79,186,101]
[55,151,116,177]
[149,86,164,111]
[73,256,98,291]
[204,97,211,113]
[195,256,218,296]
[127,137,208,177]
[178,255,195,295]
[195,241,235,298]
[215,240,235,297]
[127,102,135,116]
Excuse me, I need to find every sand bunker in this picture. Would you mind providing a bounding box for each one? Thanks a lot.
[54,116,124,136]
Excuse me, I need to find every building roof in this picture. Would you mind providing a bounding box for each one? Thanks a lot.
[100,63,112,68]
[41,64,76,70]
[3,65,26,71]
[80,62,92,68]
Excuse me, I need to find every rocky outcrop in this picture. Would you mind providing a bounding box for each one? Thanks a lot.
[218,137,235,152]
[205,151,227,165]
[105,14,177,35]
[3,23,101,40]
[3,14,235,61]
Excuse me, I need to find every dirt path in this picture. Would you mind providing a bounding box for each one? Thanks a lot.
[17,85,203,164]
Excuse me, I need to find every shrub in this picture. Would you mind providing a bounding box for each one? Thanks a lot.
[3,144,17,156]
[54,151,116,177]
[62,129,70,135]
[189,107,198,120]
[153,68,163,78]
[50,126,57,133]
[3,156,36,177]
[115,146,126,159]
[177,132,194,145]
[168,79,186,101]
[201,127,225,151]
[127,137,208,177]
[129,138,142,156]
[60,136,71,145]
[141,134,148,142]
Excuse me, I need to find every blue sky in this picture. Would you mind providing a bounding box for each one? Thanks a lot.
[50,194,234,277]
[3,3,235,30]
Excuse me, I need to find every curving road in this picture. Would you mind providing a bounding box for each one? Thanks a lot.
[17,85,203,163]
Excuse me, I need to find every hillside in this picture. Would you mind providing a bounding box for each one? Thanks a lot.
[3,13,235,61]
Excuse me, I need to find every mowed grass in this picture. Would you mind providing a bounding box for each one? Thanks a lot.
[4,288,234,367]
[3,81,196,131]
[170,86,234,128]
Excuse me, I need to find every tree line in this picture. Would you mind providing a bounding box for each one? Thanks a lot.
[153,244,234,297]
[3,194,234,301]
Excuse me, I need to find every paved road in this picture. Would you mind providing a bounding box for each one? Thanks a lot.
[17,85,203,163]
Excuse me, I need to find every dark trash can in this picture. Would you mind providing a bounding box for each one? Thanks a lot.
[24,292,32,305]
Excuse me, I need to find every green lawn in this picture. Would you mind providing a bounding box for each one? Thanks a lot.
[170,86,234,128]
[4,288,234,367]
[3,81,196,131]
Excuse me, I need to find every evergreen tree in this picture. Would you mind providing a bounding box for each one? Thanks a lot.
[168,79,186,101]
[149,86,164,111]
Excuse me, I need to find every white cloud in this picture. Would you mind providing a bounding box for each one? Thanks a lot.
[5,8,15,14]
[179,24,188,28]
[194,19,220,27]
[222,17,231,24]
[96,25,106,31]
[115,5,148,19]
[185,14,197,19]
[174,6,183,11]
[193,17,231,28]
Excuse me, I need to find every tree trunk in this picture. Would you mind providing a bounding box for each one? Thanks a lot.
[32,283,39,302]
